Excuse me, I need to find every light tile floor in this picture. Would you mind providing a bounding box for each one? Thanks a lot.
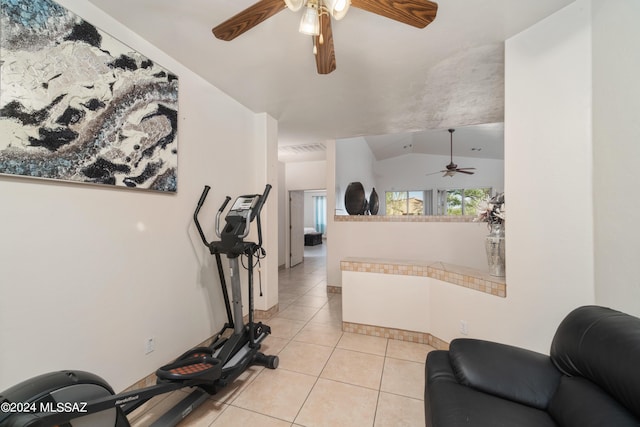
[129,244,434,426]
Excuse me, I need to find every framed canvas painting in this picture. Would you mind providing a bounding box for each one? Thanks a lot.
[0,0,179,192]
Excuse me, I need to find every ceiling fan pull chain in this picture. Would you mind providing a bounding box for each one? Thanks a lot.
[319,6,325,45]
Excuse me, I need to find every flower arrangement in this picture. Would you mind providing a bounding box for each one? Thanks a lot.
[475,192,505,225]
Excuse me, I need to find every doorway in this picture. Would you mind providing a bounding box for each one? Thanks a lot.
[289,189,327,268]
[290,190,304,267]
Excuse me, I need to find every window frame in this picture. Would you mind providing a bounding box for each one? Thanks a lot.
[384,190,433,215]
[437,187,492,216]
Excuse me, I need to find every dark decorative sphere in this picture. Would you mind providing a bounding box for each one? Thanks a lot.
[345,182,366,215]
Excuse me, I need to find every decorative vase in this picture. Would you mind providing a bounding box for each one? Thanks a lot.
[485,223,506,277]
[344,182,366,215]
[369,187,379,215]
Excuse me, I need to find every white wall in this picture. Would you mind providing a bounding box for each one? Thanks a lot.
[343,272,431,331]
[328,0,597,353]
[376,154,504,192]
[0,0,276,392]
[591,0,640,316]
[335,137,377,214]
[251,113,280,311]
[285,160,327,191]
[435,0,596,351]
[328,220,490,286]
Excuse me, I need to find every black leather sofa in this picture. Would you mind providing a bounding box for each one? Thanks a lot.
[424,306,640,426]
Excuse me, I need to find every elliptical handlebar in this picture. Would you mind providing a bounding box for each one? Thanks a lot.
[215,196,232,239]
[197,185,211,208]
[194,185,212,247]
[218,195,233,213]
[255,184,271,247]
[255,184,272,218]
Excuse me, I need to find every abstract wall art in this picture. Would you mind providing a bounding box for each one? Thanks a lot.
[0,0,179,192]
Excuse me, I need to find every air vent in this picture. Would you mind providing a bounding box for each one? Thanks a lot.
[278,143,326,154]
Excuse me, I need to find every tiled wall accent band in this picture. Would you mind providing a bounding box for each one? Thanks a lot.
[327,285,342,294]
[123,335,216,393]
[335,215,475,223]
[124,371,158,393]
[124,304,280,392]
[342,321,449,351]
[340,257,506,298]
[253,304,279,320]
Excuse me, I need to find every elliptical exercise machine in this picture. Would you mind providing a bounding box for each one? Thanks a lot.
[0,184,278,427]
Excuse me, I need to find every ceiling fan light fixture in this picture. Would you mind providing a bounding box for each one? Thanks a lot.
[299,4,320,35]
[284,0,305,12]
[212,0,438,74]
[325,0,350,20]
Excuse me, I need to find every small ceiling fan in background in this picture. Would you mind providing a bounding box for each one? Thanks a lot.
[212,0,438,74]
[427,129,476,177]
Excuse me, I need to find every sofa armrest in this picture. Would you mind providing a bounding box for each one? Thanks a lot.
[426,350,458,385]
[425,350,457,427]
[449,338,562,410]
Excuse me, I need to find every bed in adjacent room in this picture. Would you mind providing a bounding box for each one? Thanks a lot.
[304,227,323,246]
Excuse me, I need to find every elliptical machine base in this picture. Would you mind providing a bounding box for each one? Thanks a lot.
[0,185,278,427]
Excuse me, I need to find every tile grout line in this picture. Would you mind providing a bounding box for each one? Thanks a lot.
[267,252,423,425]
[372,338,391,427]
[290,344,341,426]
[208,289,322,425]
[279,280,343,426]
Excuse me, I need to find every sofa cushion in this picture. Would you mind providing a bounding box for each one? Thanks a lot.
[449,339,561,409]
[548,376,640,427]
[550,306,640,419]
[426,350,557,427]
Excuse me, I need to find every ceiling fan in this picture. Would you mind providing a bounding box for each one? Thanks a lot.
[211,0,438,74]
[428,129,476,177]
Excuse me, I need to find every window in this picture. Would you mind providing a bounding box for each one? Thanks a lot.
[385,191,433,215]
[437,188,491,216]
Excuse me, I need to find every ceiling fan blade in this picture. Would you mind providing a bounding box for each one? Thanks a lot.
[351,0,438,28]
[314,12,336,74]
[212,0,287,41]
[427,169,475,177]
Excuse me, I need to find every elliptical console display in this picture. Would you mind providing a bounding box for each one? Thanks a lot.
[222,196,259,237]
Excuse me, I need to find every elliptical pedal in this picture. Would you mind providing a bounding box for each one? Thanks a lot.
[156,348,222,385]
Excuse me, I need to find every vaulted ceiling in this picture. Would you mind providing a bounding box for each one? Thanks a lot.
[86,0,575,158]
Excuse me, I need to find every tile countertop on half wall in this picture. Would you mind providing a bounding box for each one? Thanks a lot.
[340,257,506,298]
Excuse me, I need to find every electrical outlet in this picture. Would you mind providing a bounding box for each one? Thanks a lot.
[459,320,469,336]
[145,337,155,354]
